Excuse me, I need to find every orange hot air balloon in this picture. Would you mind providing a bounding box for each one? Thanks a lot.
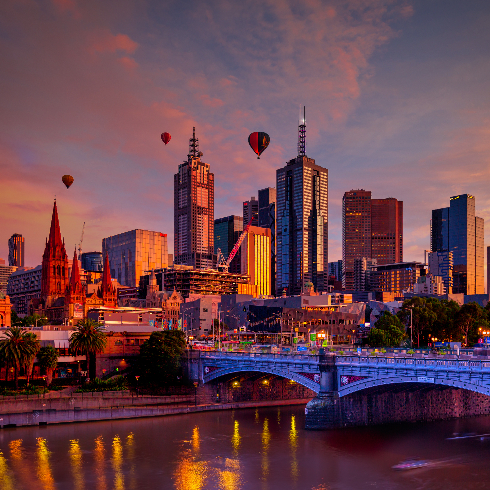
[62,175,74,189]
[248,132,270,159]
[161,132,171,145]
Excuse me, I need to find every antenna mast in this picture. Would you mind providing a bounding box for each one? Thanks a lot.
[77,222,85,260]
[188,127,200,159]
[298,106,306,157]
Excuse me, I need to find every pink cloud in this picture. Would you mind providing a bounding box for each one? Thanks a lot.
[90,30,138,55]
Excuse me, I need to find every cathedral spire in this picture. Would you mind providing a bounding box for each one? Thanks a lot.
[45,200,65,257]
[70,248,81,290]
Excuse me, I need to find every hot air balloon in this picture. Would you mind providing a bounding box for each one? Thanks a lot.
[161,132,171,145]
[62,175,74,189]
[248,132,270,159]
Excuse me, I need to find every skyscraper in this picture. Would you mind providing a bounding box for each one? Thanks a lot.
[174,128,215,269]
[8,233,24,267]
[241,226,272,297]
[276,108,328,295]
[243,197,259,226]
[258,187,276,294]
[342,190,403,289]
[431,194,484,294]
[214,215,243,274]
[102,230,169,287]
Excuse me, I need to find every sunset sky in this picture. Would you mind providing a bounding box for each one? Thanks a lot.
[1,0,490,271]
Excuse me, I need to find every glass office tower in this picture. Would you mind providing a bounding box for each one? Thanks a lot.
[431,194,484,295]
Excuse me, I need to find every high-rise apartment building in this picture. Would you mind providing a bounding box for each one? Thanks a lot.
[243,197,259,226]
[258,187,276,294]
[81,252,103,272]
[174,128,215,269]
[276,109,328,295]
[8,233,24,267]
[328,260,343,282]
[431,194,484,294]
[354,257,377,292]
[102,230,169,287]
[342,190,403,289]
[241,226,272,297]
[428,251,453,294]
[214,215,243,274]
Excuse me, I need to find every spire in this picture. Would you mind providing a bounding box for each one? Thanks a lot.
[45,200,65,257]
[70,248,81,290]
[102,253,112,288]
[188,126,202,159]
[298,106,306,157]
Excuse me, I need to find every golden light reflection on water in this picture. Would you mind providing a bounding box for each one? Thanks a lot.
[289,415,298,481]
[94,436,107,490]
[126,433,136,490]
[261,418,271,481]
[69,439,84,490]
[217,458,241,490]
[255,408,259,424]
[9,439,37,488]
[112,435,124,490]
[231,420,240,457]
[8,439,23,460]
[0,450,15,490]
[174,451,208,490]
[36,437,55,490]
[192,427,200,455]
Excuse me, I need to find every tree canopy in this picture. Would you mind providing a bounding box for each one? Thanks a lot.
[367,312,406,347]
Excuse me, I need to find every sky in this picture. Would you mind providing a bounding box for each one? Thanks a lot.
[1,0,490,270]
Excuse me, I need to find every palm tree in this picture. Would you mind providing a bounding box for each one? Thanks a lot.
[23,332,40,387]
[0,327,40,390]
[70,319,107,380]
[37,345,59,386]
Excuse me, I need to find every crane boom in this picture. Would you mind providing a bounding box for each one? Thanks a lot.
[77,222,85,259]
[226,217,254,267]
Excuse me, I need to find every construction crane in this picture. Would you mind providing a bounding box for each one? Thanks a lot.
[217,217,254,273]
[77,222,85,260]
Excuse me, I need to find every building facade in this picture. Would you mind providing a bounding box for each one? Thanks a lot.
[373,262,426,298]
[102,230,169,287]
[328,260,343,282]
[174,127,215,269]
[7,266,41,315]
[8,233,24,267]
[81,252,103,272]
[428,251,453,294]
[342,190,403,289]
[276,118,328,296]
[241,226,272,297]
[243,197,259,226]
[431,194,484,295]
[0,263,17,296]
[258,187,276,295]
[214,215,243,274]
[354,257,377,292]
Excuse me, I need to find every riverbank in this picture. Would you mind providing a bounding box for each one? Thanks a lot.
[0,397,311,428]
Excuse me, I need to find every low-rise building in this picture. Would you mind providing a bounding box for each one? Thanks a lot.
[7,265,41,315]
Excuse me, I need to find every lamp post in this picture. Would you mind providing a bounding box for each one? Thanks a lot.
[410,307,413,348]
[193,381,198,406]
[135,375,140,397]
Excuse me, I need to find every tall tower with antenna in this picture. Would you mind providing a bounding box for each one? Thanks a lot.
[298,106,306,157]
[174,127,215,269]
[276,108,328,295]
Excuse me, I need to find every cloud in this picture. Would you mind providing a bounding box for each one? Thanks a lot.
[90,30,139,55]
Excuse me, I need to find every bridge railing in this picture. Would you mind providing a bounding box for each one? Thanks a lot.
[338,355,490,370]
[200,351,318,362]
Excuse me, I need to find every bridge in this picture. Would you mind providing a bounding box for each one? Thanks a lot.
[195,351,490,429]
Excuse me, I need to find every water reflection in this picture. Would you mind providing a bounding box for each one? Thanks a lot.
[126,433,136,490]
[10,439,36,489]
[217,458,241,490]
[112,435,124,490]
[174,451,208,490]
[289,416,298,482]
[69,439,84,490]
[94,436,107,490]
[231,421,240,457]
[192,427,200,455]
[36,437,55,490]
[261,418,271,481]
[0,450,15,490]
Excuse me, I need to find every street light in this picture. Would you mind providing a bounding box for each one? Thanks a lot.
[135,375,140,397]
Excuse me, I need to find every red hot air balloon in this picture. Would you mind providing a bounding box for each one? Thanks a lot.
[248,132,270,159]
[62,175,74,189]
[161,132,171,145]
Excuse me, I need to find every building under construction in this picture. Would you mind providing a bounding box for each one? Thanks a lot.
[140,265,252,299]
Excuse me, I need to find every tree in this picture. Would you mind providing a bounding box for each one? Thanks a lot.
[399,297,437,347]
[69,319,107,380]
[37,345,59,385]
[367,312,406,347]
[0,327,40,390]
[455,302,486,346]
[23,332,40,387]
[138,330,187,386]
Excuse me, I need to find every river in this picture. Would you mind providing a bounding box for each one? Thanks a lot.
[1,405,490,489]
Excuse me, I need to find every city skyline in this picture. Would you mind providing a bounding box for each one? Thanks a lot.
[1,1,490,272]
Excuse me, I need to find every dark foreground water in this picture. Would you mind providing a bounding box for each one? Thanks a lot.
[1,405,490,489]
